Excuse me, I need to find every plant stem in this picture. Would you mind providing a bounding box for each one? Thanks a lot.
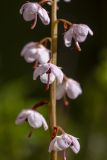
[50,0,58,160]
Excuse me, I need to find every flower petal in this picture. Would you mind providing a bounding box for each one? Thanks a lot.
[48,137,58,152]
[49,136,65,152]
[33,63,49,80]
[64,27,73,47]
[56,82,65,100]
[40,114,48,130]
[66,79,82,99]
[28,111,48,130]
[37,46,50,64]
[20,2,39,21]
[51,64,64,84]
[57,135,70,149]
[21,42,36,56]
[24,48,38,63]
[73,24,93,42]
[38,6,50,25]
[15,109,31,124]
[40,73,55,84]
[68,135,80,153]
[28,111,42,128]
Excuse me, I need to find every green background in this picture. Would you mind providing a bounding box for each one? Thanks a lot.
[0,0,107,160]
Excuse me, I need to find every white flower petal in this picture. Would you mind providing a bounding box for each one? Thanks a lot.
[40,115,48,130]
[33,63,49,80]
[88,26,93,36]
[15,109,31,124]
[73,24,88,42]
[28,111,48,129]
[49,136,65,152]
[20,2,39,21]
[56,82,65,100]
[64,28,73,47]
[66,79,82,99]
[21,42,36,56]
[38,6,50,25]
[48,137,58,152]
[40,73,55,84]
[24,48,38,63]
[37,46,50,64]
[73,24,93,42]
[51,64,64,84]
[68,135,80,153]
[57,135,70,149]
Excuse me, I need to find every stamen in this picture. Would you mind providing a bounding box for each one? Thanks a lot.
[28,128,34,138]
[64,74,68,81]
[63,95,69,107]
[63,150,67,160]
[33,61,39,70]
[75,41,81,52]
[31,17,37,30]
[45,68,51,90]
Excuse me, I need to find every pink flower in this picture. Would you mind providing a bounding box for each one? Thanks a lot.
[33,63,64,84]
[15,109,48,130]
[49,133,80,154]
[64,24,93,48]
[21,42,50,64]
[56,78,82,100]
[20,2,50,29]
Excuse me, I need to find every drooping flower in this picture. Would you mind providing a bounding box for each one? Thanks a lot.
[20,2,50,29]
[64,24,93,49]
[15,109,48,130]
[21,42,50,64]
[49,133,80,154]
[56,78,82,100]
[33,63,64,84]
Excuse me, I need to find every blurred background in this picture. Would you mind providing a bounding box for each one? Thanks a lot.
[0,0,107,160]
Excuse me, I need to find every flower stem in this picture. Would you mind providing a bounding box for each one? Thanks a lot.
[56,19,72,26]
[50,0,58,160]
[39,37,51,44]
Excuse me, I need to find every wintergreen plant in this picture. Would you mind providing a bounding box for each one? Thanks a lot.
[16,0,93,160]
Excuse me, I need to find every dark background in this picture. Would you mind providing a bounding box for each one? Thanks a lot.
[0,0,107,160]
